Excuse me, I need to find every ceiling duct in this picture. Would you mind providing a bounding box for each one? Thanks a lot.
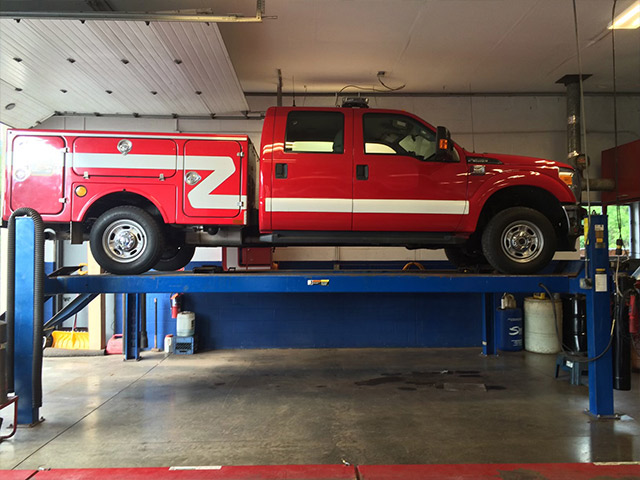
[556,74,615,193]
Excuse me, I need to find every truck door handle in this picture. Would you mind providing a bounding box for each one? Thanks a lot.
[275,163,288,179]
[356,164,369,180]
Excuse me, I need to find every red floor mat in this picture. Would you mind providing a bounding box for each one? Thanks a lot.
[9,462,640,480]
[2,472,38,480]
[31,464,357,479]
[358,462,640,479]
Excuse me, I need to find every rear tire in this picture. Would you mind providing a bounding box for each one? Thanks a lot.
[481,207,556,274]
[89,206,164,275]
[444,244,488,270]
[154,244,196,271]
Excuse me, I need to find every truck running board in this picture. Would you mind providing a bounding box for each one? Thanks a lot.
[258,231,466,247]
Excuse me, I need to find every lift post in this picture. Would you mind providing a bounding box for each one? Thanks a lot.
[13,217,42,425]
[583,214,615,417]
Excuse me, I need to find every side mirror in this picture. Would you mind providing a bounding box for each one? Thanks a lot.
[435,126,454,162]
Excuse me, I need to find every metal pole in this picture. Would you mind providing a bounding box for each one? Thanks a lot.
[277,69,283,107]
[481,293,497,356]
[630,202,640,258]
[123,294,140,360]
[139,294,148,350]
[153,297,159,351]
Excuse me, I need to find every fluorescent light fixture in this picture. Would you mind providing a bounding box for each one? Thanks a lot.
[609,0,640,29]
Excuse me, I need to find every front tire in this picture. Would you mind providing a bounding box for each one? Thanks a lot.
[481,207,556,274]
[90,206,164,275]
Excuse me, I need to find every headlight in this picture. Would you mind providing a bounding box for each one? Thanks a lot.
[558,167,574,187]
[559,167,581,202]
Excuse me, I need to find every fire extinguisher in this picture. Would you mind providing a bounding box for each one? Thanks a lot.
[171,293,183,319]
[630,292,639,335]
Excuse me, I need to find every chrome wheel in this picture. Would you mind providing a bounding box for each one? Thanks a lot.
[102,219,148,264]
[500,220,544,263]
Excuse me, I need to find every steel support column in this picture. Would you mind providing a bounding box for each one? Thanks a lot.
[481,293,498,356]
[123,294,141,360]
[584,215,615,417]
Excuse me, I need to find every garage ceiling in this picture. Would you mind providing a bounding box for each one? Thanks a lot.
[0,0,638,128]
[0,19,249,128]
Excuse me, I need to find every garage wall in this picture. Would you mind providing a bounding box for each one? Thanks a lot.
[137,290,483,351]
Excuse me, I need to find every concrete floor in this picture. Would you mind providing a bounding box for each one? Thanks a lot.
[1,348,639,470]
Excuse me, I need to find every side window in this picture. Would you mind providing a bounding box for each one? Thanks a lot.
[363,113,440,161]
[285,111,344,154]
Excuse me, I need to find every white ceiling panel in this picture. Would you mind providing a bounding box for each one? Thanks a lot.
[0,18,248,128]
[216,0,640,94]
[0,78,51,127]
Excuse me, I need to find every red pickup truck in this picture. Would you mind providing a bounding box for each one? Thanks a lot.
[3,102,582,275]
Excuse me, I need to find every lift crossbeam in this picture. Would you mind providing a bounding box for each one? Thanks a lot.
[45,272,581,295]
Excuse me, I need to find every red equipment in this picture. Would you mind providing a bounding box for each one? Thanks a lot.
[170,294,183,319]
[629,293,639,335]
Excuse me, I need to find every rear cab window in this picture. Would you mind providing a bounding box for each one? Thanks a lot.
[285,111,344,154]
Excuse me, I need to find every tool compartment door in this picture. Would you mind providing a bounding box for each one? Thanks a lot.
[182,140,243,218]
[72,136,177,178]
[10,135,65,215]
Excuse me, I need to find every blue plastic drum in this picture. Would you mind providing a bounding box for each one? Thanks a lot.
[496,307,523,351]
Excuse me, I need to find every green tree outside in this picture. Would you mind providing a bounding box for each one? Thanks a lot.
[580,205,631,251]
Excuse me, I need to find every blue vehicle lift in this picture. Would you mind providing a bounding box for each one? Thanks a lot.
[7,214,616,425]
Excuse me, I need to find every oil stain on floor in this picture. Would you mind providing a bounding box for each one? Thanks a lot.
[355,369,505,392]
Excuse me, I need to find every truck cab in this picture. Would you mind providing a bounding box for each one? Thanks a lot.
[257,103,582,274]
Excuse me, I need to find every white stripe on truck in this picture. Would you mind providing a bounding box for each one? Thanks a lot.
[73,153,176,170]
[266,198,469,215]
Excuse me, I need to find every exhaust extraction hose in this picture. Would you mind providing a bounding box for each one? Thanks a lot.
[6,208,45,411]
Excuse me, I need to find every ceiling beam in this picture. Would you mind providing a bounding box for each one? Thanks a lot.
[0,0,274,23]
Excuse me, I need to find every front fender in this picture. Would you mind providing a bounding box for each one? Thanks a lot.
[460,169,576,232]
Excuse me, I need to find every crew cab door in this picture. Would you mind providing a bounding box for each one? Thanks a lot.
[352,111,468,232]
[269,108,353,230]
